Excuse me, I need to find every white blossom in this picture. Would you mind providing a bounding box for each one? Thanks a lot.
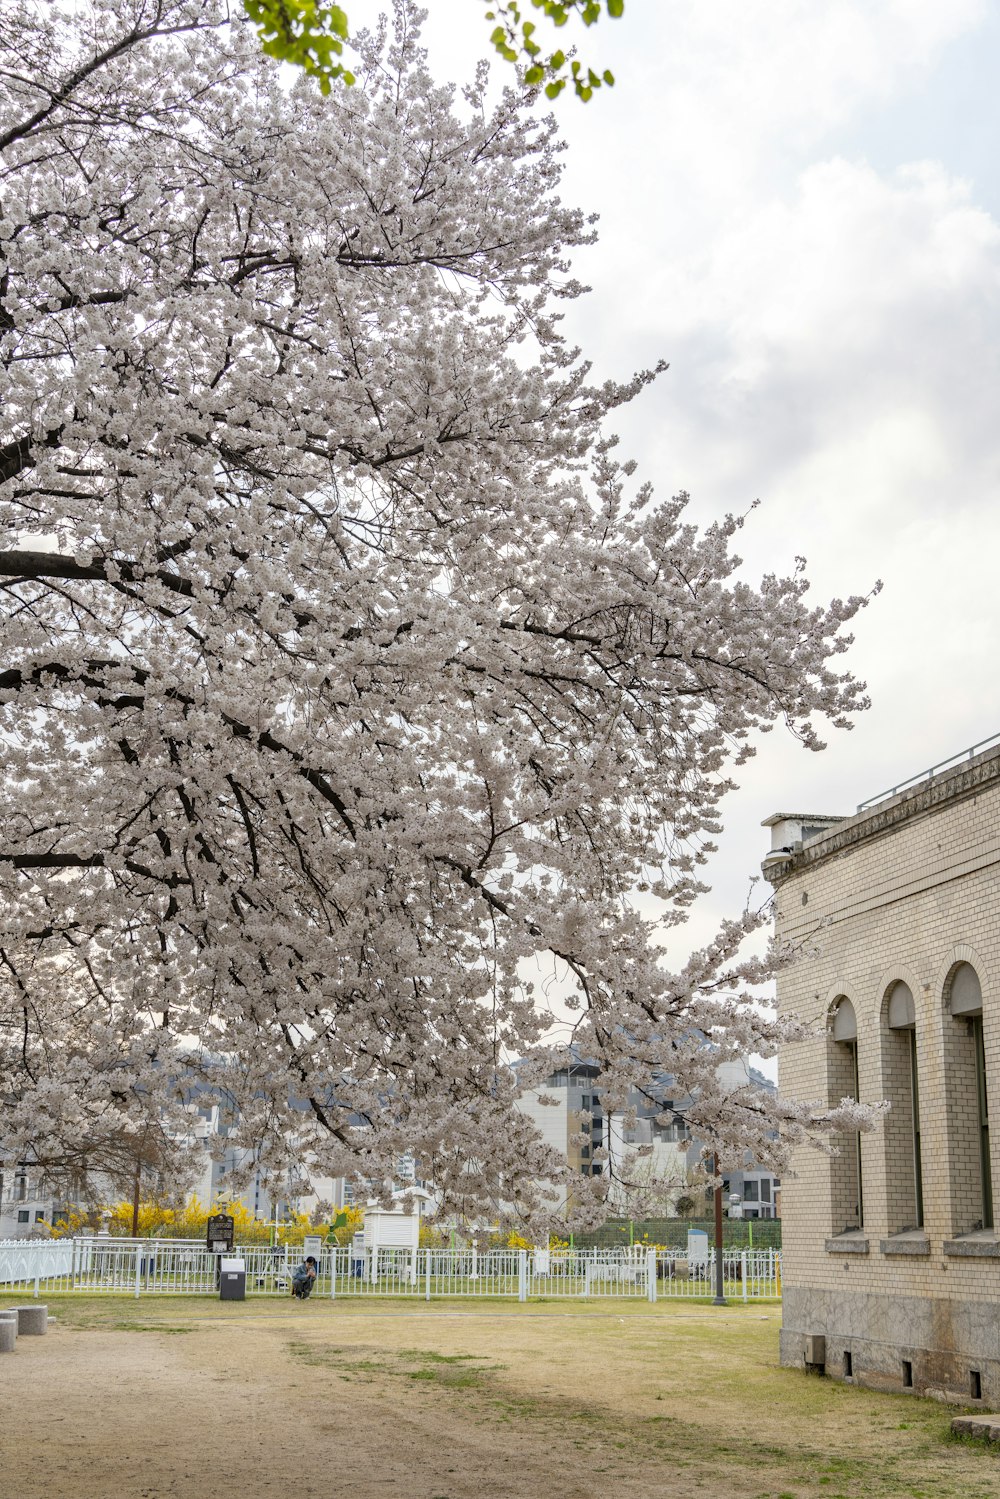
[0,0,874,1229]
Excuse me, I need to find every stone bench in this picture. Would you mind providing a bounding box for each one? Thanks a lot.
[15,1304,47,1336]
[951,1416,1000,1443]
[0,1310,17,1353]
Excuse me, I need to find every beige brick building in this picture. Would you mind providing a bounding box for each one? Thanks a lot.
[766,739,1000,1403]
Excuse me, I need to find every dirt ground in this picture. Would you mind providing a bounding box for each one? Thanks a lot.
[2,1297,999,1499]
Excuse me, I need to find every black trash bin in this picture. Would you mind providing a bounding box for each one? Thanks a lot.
[219,1256,246,1301]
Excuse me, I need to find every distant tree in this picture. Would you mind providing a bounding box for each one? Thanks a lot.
[607,1148,686,1222]
[1,0,875,1234]
[244,0,623,101]
[35,1109,200,1235]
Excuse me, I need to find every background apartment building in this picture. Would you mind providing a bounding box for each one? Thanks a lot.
[514,1052,779,1218]
[0,1164,57,1238]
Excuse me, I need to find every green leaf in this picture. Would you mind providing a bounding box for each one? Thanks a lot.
[245,0,353,89]
[246,0,623,105]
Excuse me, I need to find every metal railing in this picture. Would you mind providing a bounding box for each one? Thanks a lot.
[0,1239,780,1302]
[857,730,1000,813]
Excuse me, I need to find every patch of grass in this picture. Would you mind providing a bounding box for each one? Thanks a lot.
[399,1348,480,1364]
[403,1348,499,1390]
[492,1395,547,1421]
[286,1339,500,1392]
[408,1367,482,1388]
[287,1340,385,1375]
[110,1322,195,1334]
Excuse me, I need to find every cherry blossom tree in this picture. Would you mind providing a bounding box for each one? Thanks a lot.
[0,0,873,1228]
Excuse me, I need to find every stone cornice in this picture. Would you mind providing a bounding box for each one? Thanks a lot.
[764,744,1000,886]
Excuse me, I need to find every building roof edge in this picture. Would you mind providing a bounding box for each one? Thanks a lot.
[762,739,1000,884]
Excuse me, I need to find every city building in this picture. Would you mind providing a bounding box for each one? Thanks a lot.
[766,734,1000,1402]
[514,1052,779,1217]
[181,1100,355,1223]
[0,1163,57,1239]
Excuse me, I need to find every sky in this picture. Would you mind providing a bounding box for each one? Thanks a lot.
[347,0,1000,1061]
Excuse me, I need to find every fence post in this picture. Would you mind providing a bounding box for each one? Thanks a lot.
[741,1250,748,1304]
[34,1264,40,1299]
[329,1246,336,1300]
[646,1248,657,1303]
[425,1248,431,1303]
[518,1249,527,1303]
[134,1245,141,1300]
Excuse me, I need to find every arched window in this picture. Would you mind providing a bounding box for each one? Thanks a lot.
[946,963,993,1230]
[882,981,923,1231]
[829,997,863,1231]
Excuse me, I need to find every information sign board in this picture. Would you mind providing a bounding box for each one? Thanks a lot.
[206,1213,235,1252]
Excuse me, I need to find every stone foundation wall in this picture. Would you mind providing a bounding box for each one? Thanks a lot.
[780,1284,999,1403]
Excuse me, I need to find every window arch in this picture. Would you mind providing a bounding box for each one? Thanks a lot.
[943,962,993,1232]
[881,981,923,1232]
[828,997,863,1231]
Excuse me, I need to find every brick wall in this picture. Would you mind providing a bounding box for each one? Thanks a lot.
[771,745,1000,1399]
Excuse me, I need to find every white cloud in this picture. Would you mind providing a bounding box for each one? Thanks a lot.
[639,158,1000,517]
[651,0,988,151]
[634,151,1000,942]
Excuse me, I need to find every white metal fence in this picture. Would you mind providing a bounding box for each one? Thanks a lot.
[0,1238,780,1302]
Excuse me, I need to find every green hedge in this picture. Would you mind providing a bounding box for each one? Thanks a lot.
[574,1216,781,1250]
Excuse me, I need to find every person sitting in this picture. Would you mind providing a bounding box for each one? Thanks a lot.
[291,1255,318,1299]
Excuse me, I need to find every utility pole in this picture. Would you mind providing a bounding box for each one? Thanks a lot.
[131,1160,142,1238]
[712,1153,727,1306]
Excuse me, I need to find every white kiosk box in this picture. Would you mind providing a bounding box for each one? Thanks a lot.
[686,1228,709,1280]
[363,1189,431,1285]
